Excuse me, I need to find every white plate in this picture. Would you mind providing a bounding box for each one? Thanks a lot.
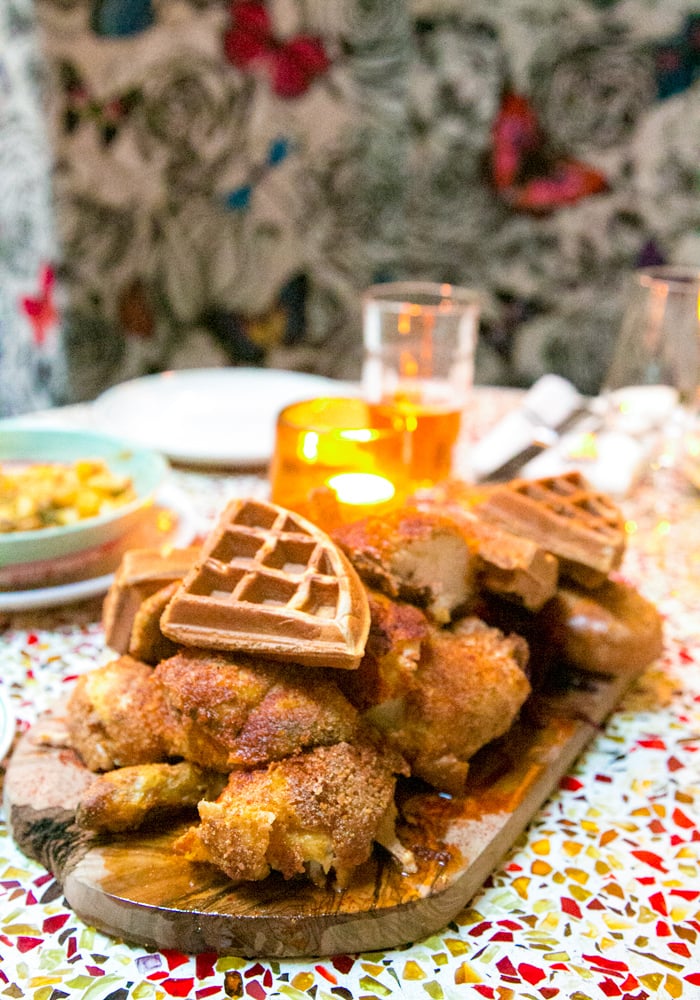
[0,573,118,612]
[92,369,356,466]
[0,484,200,612]
[0,688,15,762]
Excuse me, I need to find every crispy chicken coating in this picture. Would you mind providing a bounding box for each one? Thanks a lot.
[402,618,531,793]
[228,677,359,768]
[66,655,168,772]
[77,761,226,833]
[337,588,429,712]
[174,740,407,887]
[332,506,479,624]
[413,489,559,612]
[338,594,531,794]
[154,649,359,773]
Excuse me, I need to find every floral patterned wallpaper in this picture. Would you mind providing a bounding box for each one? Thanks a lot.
[1,0,699,415]
[0,0,64,415]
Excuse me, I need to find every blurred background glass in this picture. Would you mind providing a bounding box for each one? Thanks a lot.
[603,266,700,485]
[362,282,479,486]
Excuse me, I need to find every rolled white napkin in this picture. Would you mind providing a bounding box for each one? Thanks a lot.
[471,378,680,497]
[520,427,650,497]
[470,374,584,482]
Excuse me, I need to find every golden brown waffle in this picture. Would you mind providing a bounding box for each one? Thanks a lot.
[160,498,370,669]
[103,546,201,655]
[474,471,626,587]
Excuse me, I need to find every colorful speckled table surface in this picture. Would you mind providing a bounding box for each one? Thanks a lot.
[1,391,699,1000]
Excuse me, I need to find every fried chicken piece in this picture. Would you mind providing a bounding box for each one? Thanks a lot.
[339,595,531,795]
[413,489,558,612]
[332,506,479,624]
[538,578,664,677]
[229,676,360,768]
[154,649,359,773]
[405,618,530,793]
[174,740,409,887]
[66,655,168,772]
[76,761,227,833]
[337,588,429,713]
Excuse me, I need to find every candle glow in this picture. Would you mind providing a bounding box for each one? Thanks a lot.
[326,472,395,506]
[269,397,411,529]
[340,429,376,443]
[299,432,319,461]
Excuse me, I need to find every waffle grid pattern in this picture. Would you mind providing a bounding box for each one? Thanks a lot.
[204,509,339,619]
[178,500,341,627]
[507,472,624,544]
[159,499,373,667]
[479,471,626,577]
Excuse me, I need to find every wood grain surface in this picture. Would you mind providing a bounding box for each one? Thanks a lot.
[4,668,637,958]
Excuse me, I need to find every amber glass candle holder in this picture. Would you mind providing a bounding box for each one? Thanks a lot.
[269,397,412,530]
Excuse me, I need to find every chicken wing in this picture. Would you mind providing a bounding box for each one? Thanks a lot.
[76,761,226,833]
[66,655,168,771]
[338,593,531,795]
[174,739,408,888]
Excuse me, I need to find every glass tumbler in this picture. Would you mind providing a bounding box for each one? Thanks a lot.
[603,265,700,498]
[362,281,480,486]
[604,266,700,411]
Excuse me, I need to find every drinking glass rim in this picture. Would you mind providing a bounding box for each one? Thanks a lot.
[363,281,481,311]
[276,396,400,435]
[636,265,700,290]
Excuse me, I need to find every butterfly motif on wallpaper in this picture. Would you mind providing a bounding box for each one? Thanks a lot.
[223,136,293,211]
[224,1,331,98]
[491,91,608,213]
[22,265,58,347]
[90,0,155,37]
[59,61,142,145]
[654,12,700,100]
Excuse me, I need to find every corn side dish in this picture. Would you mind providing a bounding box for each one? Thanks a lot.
[0,459,137,532]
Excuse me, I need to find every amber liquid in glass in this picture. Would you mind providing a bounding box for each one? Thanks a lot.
[368,398,462,485]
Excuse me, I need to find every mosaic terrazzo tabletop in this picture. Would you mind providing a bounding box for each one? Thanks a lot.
[1,392,699,1000]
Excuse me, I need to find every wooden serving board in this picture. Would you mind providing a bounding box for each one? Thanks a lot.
[4,669,638,958]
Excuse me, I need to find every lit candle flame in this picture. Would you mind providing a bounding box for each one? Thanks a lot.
[339,429,376,443]
[326,472,395,507]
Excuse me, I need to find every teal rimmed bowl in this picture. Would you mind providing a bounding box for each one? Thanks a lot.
[0,427,169,569]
